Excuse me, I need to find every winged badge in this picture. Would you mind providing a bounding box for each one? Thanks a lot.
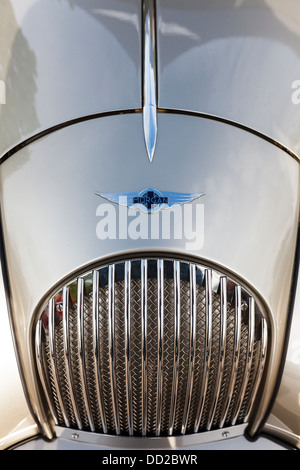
[95,188,205,213]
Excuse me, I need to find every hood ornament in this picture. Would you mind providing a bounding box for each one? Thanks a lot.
[96,188,205,213]
[143,0,158,163]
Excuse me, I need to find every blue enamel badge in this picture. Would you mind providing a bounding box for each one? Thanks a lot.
[96,188,205,213]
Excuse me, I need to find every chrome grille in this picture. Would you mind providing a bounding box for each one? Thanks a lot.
[35,258,268,437]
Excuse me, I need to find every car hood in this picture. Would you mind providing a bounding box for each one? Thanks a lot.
[0,0,142,157]
[157,0,300,158]
[1,0,300,159]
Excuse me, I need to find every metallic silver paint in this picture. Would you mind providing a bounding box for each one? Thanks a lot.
[157,0,300,158]
[0,0,142,158]
[0,263,38,450]
[265,258,300,449]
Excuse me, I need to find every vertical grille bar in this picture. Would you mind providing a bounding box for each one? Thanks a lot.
[207,276,227,431]
[108,264,120,435]
[63,286,82,430]
[219,285,242,427]
[35,318,59,425]
[124,261,133,436]
[244,316,268,423]
[168,260,181,436]
[232,296,255,425]
[194,268,212,433]
[156,259,164,436]
[49,297,70,427]
[141,259,148,437]
[92,270,107,433]
[181,263,196,434]
[77,278,95,431]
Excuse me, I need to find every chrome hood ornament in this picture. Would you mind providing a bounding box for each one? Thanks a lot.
[143,0,158,163]
[96,188,205,213]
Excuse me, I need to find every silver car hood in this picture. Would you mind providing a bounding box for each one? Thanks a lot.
[157,0,300,159]
[0,0,300,450]
[1,1,300,159]
[0,0,142,158]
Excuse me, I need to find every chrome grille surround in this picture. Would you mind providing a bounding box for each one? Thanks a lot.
[35,258,268,437]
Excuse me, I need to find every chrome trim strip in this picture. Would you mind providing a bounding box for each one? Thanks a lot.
[232,296,255,425]
[219,285,242,428]
[159,107,300,163]
[35,319,59,425]
[143,0,158,162]
[244,317,268,423]
[55,423,248,449]
[78,278,95,432]
[108,264,120,435]
[194,269,212,433]
[181,263,196,435]
[0,109,141,166]
[141,259,148,436]
[207,276,227,431]
[92,270,107,434]
[156,259,164,436]
[63,286,82,430]
[124,261,133,436]
[49,297,70,427]
[169,260,181,436]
